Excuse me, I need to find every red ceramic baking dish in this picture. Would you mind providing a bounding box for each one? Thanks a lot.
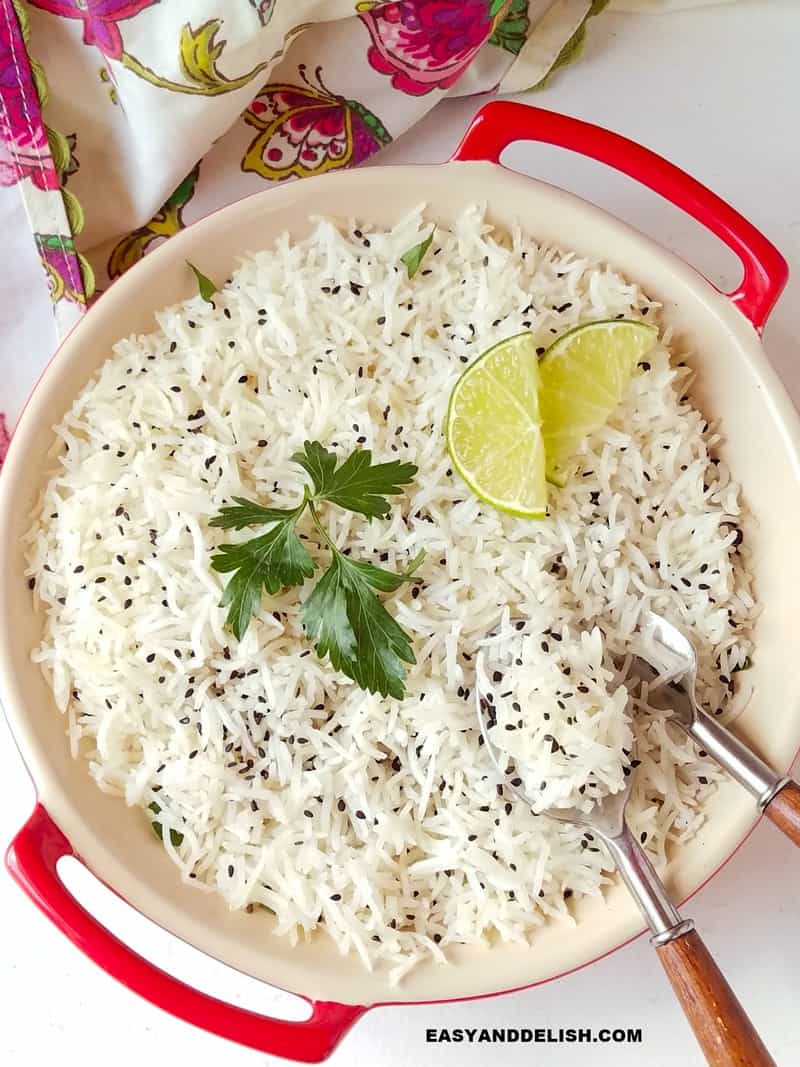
[0,102,795,1062]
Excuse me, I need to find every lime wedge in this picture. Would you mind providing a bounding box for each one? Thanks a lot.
[539,320,658,486]
[445,332,546,518]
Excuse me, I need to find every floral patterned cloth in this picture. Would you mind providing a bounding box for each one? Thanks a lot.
[0,0,610,346]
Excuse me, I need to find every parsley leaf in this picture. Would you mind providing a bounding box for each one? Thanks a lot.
[302,555,357,676]
[400,229,435,279]
[291,440,338,495]
[211,514,315,639]
[187,260,219,303]
[208,441,424,695]
[209,497,299,531]
[293,440,417,519]
[148,802,184,847]
[303,546,424,699]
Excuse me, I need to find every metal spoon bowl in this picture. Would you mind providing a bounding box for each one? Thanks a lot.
[475,636,689,944]
[474,618,775,1067]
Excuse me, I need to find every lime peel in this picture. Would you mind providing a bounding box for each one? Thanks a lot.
[445,332,547,519]
[539,319,658,485]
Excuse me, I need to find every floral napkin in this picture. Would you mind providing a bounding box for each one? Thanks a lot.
[0,0,609,345]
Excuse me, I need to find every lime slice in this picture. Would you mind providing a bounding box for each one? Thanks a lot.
[539,320,658,486]
[445,332,546,518]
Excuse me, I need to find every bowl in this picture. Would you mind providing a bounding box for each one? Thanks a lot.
[1,102,796,1062]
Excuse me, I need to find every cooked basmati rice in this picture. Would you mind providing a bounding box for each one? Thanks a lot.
[477,626,635,813]
[26,205,755,982]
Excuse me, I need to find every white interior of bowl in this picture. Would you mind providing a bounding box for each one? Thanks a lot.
[1,162,799,1007]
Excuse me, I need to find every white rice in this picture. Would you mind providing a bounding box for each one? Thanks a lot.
[477,626,635,813]
[26,205,755,982]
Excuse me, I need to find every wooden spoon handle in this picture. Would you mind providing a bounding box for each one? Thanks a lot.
[763,778,800,846]
[656,928,775,1066]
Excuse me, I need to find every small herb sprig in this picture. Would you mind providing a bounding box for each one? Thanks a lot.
[187,261,219,303]
[210,442,424,698]
[401,228,435,279]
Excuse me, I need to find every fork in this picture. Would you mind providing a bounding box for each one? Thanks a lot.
[475,638,776,1067]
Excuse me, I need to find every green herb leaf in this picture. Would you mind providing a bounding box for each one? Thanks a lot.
[400,229,435,279]
[207,441,423,693]
[187,260,219,303]
[292,440,339,495]
[293,440,417,519]
[209,497,300,531]
[341,549,426,592]
[303,548,422,699]
[302,554,358,675]
[211,515,315,639]
[148,802,184,847]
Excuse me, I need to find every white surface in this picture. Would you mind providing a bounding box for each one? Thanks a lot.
[1,3,799,1065]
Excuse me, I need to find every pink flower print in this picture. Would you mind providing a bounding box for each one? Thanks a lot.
[0,30,59,188]
[0,123,58,189]
[359,0,505,96]
[28,0,157,61]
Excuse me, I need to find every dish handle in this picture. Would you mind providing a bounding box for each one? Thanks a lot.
[5,805,366,1063]
[452,102,788,333]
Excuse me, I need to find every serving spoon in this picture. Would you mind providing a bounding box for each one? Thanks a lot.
[634,611,800,846]
[475,637,776,1067]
